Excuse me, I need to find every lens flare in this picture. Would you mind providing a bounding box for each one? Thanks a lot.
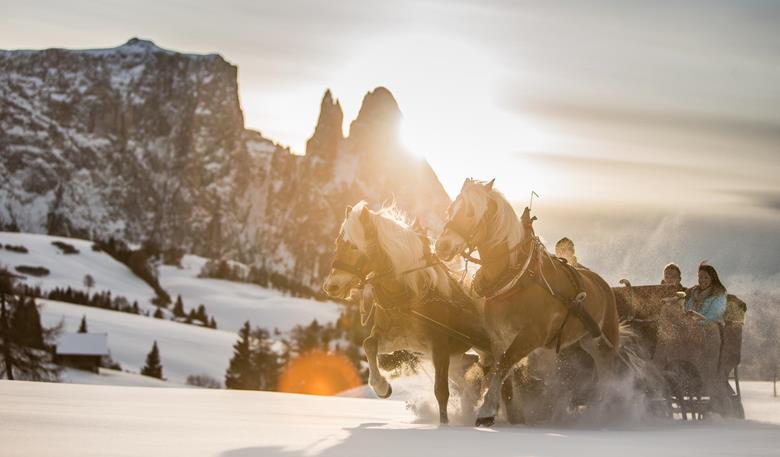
[277,350,362,396]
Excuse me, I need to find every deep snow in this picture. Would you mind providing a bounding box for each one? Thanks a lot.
[158,255,343,333]
[39,298,236,385]
[1,380,778,457]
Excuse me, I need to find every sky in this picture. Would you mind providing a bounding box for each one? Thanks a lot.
[3,0,780,284]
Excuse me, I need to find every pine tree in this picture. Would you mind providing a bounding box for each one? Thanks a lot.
[172,295,185,318]
[253,328,280,391]
[225,321,258,390]
[11,297,44,349]
[153,307,164,319]
[0,271,60,381]
[141,341,163,379]
[0,286,14,380]
[196,304,208,323]
[209,317,217,329]
[78,315,88,333]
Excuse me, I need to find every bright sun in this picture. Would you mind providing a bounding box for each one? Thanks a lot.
[330,32,559,199]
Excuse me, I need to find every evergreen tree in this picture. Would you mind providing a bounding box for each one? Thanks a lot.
[172,295,185,318]
[78,314,88,333]
[196,304,208,323]
[131,301,140,314]
[209,316,217,329]
[0,270,60,381]
[225,321,258,390]
[0,282,14,380]
[141,341,163,379]
[252,328,280,391]
[11,297,44,349]
[153,307,164,319]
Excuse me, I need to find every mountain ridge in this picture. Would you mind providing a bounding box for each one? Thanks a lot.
[0,38,450,288]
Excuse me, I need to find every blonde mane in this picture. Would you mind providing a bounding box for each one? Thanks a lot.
[458,180,525,250]
[340,201,451,298]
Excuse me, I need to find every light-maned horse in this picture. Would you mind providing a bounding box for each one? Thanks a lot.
[435,179,623,427]
[323,202,491,424]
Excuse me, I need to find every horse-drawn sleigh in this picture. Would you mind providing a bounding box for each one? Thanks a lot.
[323,178,746,425]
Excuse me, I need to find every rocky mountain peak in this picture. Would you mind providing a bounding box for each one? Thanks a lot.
[348,86,402,143]
[306,90,344,158]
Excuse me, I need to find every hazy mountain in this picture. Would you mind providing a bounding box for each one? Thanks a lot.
[0,38,450,287]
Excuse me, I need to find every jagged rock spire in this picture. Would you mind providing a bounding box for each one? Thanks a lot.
[305,89,344,158]
[348,87,401,144]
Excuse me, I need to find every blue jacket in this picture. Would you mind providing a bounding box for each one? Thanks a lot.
[685,289,727,322]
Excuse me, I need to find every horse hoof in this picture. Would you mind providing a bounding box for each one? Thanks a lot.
[475,416,495,427]
[377,384,392,399]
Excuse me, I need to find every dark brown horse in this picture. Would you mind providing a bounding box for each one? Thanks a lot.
[323,202,491,424]
[435,179,624,426]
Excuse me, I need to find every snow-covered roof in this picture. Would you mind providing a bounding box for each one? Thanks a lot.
[56,333,109,356]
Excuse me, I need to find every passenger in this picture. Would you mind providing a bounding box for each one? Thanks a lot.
[555,237,581,268]
[661,263,685,292]
[685,263,727,322]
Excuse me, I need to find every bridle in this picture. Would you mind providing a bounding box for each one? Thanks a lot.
[330,236,371,283]
[441,199,497,265]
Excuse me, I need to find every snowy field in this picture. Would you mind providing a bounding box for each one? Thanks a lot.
[39,299,236,384]
[1,380,778,457]
[0,231,157,310]
[0,232,343,333]
[159,255,343,332]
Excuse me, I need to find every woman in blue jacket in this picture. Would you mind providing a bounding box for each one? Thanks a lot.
[685,263,727,322]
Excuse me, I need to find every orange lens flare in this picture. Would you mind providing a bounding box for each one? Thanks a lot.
[277,350,362,396]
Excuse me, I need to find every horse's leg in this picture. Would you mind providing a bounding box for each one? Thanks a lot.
[363,332,391,398]
[449,353,480,421]
[476,331,542,427]
[432,335,451,424]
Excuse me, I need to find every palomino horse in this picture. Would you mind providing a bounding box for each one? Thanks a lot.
[435,179,622,427]
[323,202,491,424]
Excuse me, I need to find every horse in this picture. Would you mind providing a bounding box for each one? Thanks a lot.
[322,201,491,424]
[435,178,625,427]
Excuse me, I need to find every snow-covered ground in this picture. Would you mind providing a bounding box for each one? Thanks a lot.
[1,380,778,457]
[60,367,189,388]
[0,231,157,310]
[1,232,344,386]
[40,299,236,385]
[159,255,343,332]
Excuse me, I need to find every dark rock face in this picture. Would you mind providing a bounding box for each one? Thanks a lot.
[0,39,450,287]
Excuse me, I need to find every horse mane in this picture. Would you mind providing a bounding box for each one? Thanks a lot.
[341,201,451,298]
[459,180,525,249]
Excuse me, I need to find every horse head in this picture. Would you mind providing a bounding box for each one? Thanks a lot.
[436,177,506,261]
[323,204,376,299]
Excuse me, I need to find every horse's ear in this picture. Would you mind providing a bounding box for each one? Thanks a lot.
[344,205,352,219]
[485,178,495,191]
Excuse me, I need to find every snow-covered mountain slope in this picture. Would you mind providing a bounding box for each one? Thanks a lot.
[1,231,343,334]
[159,255,342,332]
[1,381,779,457]
[0,39,450,289]
[0,231,157,310]
[39,299,236,384]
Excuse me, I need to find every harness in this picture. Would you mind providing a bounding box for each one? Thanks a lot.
[452,207,602,353]
[331,230,491,352]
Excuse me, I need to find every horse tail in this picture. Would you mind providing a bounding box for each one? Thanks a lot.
[616,322,646,375]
